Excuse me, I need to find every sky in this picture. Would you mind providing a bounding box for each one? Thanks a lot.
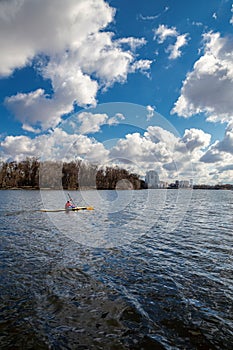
[0,0,233,184]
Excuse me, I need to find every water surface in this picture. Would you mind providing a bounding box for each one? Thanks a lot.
[0,189,232,349]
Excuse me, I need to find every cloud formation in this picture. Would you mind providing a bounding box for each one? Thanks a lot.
[181,128,211,152]
[172,31,233,124]
[0,128,109,164]
[200,124,233,164]
[110,126,196,180]
[1,0,151,131]
[1,121,232,184]
[77,112,108,134]
[154,24,178,43]
[153,24,188,59]
[0,0,114,76]
[146,105,155,120]
[166,33,188,60]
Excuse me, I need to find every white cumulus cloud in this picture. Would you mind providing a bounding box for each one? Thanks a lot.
[200,124,233,164]
[181,128,211,152]
[77,112,108,134]
[116,37,147,51]
[0,0,114,77]
[1,0,151,131]
[153,24,188,60]
[108,113,125,125]
[166,33,188,59]
[0,128,109,164]
[153,24,178,43]
[146,105,155,120]
[172,31,233,124]
[0,123,232,184]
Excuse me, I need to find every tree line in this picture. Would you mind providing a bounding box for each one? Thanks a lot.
[0,158,146,190]
[193,183,233,190]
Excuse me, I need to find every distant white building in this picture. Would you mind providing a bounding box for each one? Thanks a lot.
[145,170,159,188]
[159,181,168,189]
[179,180,190,188]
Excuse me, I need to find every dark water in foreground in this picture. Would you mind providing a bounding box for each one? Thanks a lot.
[0,189,232,349]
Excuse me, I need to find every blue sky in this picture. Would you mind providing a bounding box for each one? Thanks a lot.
[0,0,233,184]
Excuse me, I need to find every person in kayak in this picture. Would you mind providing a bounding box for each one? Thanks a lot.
[65,200,75,209]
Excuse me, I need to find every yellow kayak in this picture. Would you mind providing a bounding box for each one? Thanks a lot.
[39,206,94,212]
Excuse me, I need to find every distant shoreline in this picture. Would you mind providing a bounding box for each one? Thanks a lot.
[1,159,232,191]
[0,186,232,191]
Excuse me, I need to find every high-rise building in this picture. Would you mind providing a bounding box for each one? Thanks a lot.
[145,170,160,188]
[179,180,190,188]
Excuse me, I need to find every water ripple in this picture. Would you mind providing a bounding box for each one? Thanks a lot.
[0,189,232,349]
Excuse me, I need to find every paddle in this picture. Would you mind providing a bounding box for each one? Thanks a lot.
[68,193,76,207]
[71,206,94,211]
[67,193,94,210]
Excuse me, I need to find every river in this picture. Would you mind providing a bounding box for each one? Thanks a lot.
[0,189,232,349]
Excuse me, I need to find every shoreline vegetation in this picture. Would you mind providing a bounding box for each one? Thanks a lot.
[0,157,232,191]
[0,157,145,191]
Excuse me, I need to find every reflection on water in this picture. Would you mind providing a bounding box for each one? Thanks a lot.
[0,189,232,349]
